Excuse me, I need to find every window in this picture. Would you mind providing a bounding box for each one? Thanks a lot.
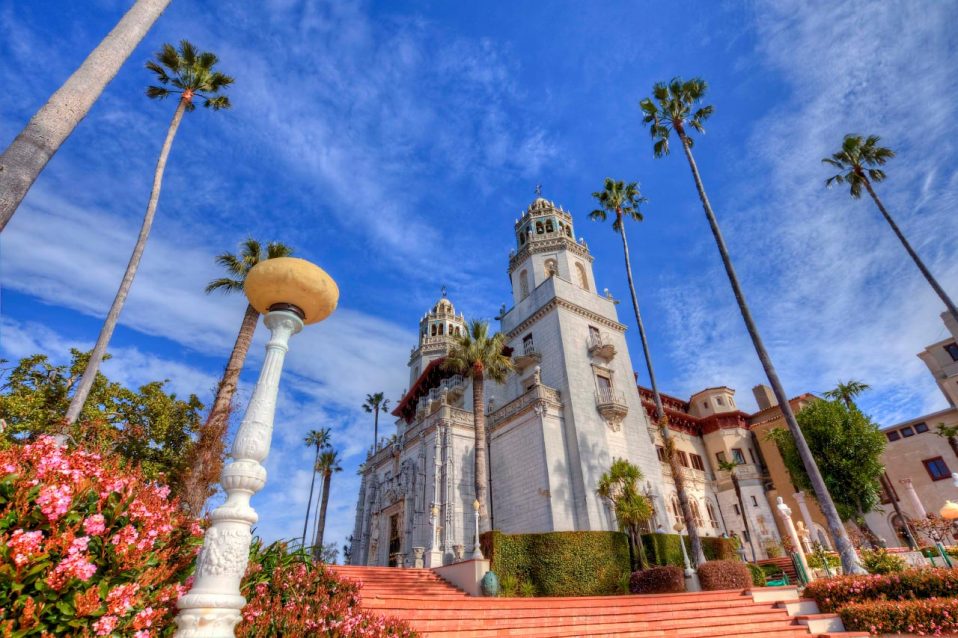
[706,500,719,528]
[702,401,709,409]
[671,496,684,524]
[690,454,705,471]
[520,270,530,298]
[733,503,741,516]
[901,426,915,438]
[945,342,958,362]
[677,451,690,468]
[716,397,724,406]
[535,221,544,234]
[438,323,444,335]
[595,372,613,399]
[924,457,951,481]
[656,445,666,462]
[589,325,601,343]
[915,422,929,434]
[742,529,751,543]
[750,495,759,507]
[431,324,437,336]
[731,448,746,465]
[522,334,534,355]
[545,219,554,233]
[575,262,589,291]
[689,499,703,527]
[886,430,901,442]
[716,451,727,465]
[748,448,757,464]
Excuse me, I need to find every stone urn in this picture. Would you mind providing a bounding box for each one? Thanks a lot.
[453,544,465,561]
[480,571,500,597]
[412,547,425,568]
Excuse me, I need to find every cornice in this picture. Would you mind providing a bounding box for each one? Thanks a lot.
[507,297,626,339]
[508,237,593,273]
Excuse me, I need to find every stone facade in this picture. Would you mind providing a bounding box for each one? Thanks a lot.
[348,197,782,566]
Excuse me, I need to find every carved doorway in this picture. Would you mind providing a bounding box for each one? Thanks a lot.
[387,512,402,566]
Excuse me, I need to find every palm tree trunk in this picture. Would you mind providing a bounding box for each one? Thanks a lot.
[731,473,757,561]
[0,0,172,232]
[316,470,333,555]
[618,218,706,565]
[862,179,958,325]
[472,367,491,533]
[880,472,917,549]
[678,131,865,574]
[302,445,321,548]
[633,524,649,569]
[180,302,260,514]
[64,98,188,425]
[311,472,324,556]
[373,405,380,452]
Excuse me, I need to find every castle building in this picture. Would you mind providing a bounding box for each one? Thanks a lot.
[348,197,783,567]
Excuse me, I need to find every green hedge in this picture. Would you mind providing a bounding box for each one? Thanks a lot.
[480,530,629,596]
[640,533,738,567]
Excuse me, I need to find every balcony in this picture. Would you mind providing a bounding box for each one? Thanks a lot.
[595,388,628,429]
[588,332,616,361]
[513,343,542,370]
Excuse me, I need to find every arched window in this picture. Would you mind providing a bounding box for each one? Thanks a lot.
[671,495,684,524]
[575,263,589,291]
[565,225,572,237]
[706,500,719,529]
[431,324,437,336]
[520,232,526,246]
[545,219,554,233]
[438,323,444,335]
[520,270,530,298]
[689,499,703,528]
[535,222,544,234]
[544,258,557,278]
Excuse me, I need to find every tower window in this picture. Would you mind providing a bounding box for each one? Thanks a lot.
[522,334,534,355]
[575,262,589,291]
[535,222,544,234]
[438,323,444,336]
[750,495,758,507]
[520,270,530,299]
[945,343,958,361]
[545,219,554,233]
[731,448,746,464]
[565,225,572,237]
[431,324,437,336]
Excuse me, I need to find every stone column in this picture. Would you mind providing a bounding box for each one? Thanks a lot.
[792,492,818,543]
[776,497,812,583]
[427,425,444,568]
[173,311,303,637]
[900,478,926,518]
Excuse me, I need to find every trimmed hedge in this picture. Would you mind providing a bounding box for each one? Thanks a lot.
[640,533,738,567]
[697,560,751,591]
[839,598,958,635]
[480,530,629,596]
[630,566,685,594]
[803,568,958,613]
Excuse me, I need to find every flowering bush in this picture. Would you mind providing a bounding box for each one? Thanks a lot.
[859,547,906,574]
[839,597,958,636]
[237,539,416,637]
[803,568,958,613]
[629,565,685,594]
[0,436,202,637]
[696,560,752,591]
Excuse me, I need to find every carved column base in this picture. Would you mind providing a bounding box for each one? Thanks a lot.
[426,548,444,567]
[172,604,242,638]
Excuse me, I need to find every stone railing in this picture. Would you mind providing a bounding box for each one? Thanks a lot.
[489,384,561,426]
[594,387,626,407]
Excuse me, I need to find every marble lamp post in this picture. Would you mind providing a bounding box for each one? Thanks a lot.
[173,258,339,638]
[471,499,484,560]
[673,521,694,577]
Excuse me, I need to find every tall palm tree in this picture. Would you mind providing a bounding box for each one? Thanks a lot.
[0,0,172,232]
[597,458,653,569]
[640,77,865,574]
[717,460,757,561]
[937,423,958,460]
[590,177,706,566]
[823,380,871,410]
[823,134,958,325]
[64,41,233,426]
[302,428,331,549]
[363,392,391,453]
[177,238,294,514]
[313,448,343,557]
[444,320,515,533]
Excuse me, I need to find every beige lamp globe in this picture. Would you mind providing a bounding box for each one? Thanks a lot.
[243,257,339,325]
[941,500,958,521]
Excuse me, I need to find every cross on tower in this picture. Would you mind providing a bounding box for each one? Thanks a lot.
[441,285,447,298]
[534,184,543,197]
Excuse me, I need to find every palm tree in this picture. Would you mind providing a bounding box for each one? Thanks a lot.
[64,41,233,426]
[640,77,865,574]
[717,460,757,561]
[313,448,343,557]
[823,134,958,325]
[444,320,515,533]
[302,428,331,549]
[597,458,653,569]
[823,380,871,410]
[590,177,706,566]
[177,238,294,514]
[0,0,172,232]
[363,392,391,453]
[937,423,958,460]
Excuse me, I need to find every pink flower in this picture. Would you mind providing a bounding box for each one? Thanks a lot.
[47,537,96,590]
[106,582,140,615]
[93,614,118,636]
[36,483,72,522]
[134,632,151,638]
[83,514,107,536]
[8,529,44,566]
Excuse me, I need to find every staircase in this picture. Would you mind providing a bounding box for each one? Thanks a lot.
[330,566,869,638]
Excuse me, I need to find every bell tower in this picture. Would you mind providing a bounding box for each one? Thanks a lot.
[408,292,467,386]
[508,197,596,304]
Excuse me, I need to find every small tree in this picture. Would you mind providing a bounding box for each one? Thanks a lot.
[598,458,652,569]
[362,392,391,453]
[936,423,958,460]
[767,397,886,544]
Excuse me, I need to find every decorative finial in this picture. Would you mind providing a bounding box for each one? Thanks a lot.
[534,184,543,197]
[441,285,447,298]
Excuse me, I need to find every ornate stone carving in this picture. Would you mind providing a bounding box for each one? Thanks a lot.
[195,528,250,578]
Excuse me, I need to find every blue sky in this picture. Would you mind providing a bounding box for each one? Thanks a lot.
[2,0,957,556]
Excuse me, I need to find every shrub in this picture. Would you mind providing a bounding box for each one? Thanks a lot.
[746,563,765,587]
[762,538,784,558]
[629,566,685,594]
[518,582,536,598]
[803,568,958,613]
[696,560,752,591]
[839,597,958,636]
[0,436,202,637]
[860,547,906,574]
[498,574,519,597]
[481,530,629,596]
[237,538,415,637]
[639,533,738,567]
